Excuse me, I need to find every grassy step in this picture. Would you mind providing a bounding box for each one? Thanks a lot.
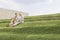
[0,20,60,27]
[0,33,60,40]
[0,14,60,40]
[0,26,59,34]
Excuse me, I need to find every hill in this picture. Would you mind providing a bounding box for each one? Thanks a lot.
[0,8,28,19]
[0,13,60,40]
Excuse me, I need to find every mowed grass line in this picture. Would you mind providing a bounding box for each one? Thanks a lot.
[0,33,60,40]
[0,25,60,40]
[0,20,60,27]
[0,14,60,40]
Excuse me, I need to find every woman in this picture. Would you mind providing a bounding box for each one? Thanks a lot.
[9,13,24,27]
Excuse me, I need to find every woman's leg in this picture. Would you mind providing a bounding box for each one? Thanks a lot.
[9,18,16,27]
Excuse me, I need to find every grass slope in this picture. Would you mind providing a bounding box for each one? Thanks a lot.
[0,14,60,40]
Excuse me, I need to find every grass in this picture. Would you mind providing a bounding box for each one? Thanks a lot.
[0,13,60,40]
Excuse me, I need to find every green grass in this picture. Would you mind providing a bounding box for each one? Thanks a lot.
[0,14,60,40]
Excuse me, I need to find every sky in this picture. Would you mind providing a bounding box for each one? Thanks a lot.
[0,0,60,16]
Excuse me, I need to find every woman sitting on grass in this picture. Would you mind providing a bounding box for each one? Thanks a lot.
[9,13,24,27]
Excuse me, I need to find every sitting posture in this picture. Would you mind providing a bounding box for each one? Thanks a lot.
[9,13,24,27]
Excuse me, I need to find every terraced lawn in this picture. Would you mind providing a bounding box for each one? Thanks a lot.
[0,14,60,40]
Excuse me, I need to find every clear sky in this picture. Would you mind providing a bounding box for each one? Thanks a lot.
[0,0,60,16]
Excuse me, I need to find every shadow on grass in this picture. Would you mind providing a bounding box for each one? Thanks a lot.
[0,26,60,34]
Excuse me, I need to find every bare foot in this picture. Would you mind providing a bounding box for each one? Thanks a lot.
[9,23,13,27]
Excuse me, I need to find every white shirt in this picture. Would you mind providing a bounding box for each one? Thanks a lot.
[15,16,24,23]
